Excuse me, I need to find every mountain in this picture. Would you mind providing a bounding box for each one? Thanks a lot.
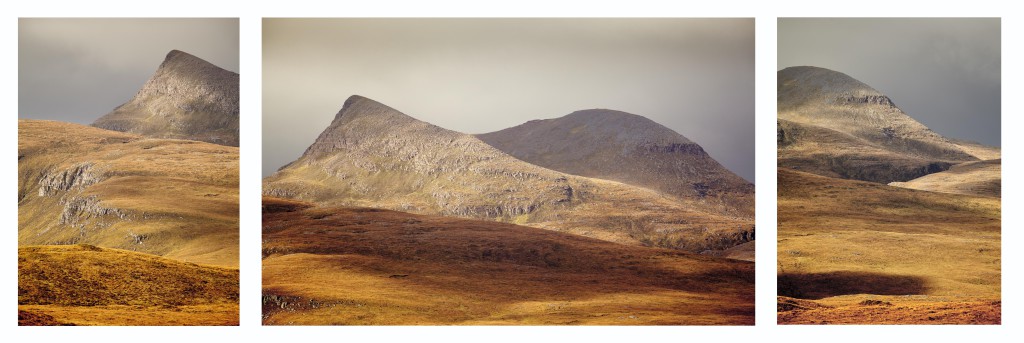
[478,109,753,217]
[777,66,997,183]
[18,120,239,267]
[92,50,239,146]
[19,244,238,326]
[264,95,753,254]
[261,197,754,325]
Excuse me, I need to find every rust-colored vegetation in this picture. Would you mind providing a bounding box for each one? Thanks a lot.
[777,168,1000,324]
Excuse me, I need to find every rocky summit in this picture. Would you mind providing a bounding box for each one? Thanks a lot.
[93,50,239,146]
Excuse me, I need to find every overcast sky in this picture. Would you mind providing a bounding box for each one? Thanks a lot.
[779,18,1000,147]
[264,19,754,181]
[19,18,239,124]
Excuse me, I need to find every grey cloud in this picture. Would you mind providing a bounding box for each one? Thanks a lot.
[263,18,755,181]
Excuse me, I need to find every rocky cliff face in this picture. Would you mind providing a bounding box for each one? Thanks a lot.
[264,96,754,254]
[777,66,992,183]
[93,50,239,146]
[477,109,754,218]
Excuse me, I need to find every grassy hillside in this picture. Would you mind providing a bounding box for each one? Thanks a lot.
[262,197,754,325]
[19,120,238,267]
[777,168,1000,324]
[889,159,1000,197]
[19,245,238,326]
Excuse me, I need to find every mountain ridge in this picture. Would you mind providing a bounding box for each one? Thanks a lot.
[264,95,753,254]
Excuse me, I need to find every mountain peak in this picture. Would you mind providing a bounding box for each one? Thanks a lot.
[778,66,893,110]
[165,49,199,62]
[155,49,231,78]
[334,95,405,122]
[301,95,454,160]
[92,50,239,146]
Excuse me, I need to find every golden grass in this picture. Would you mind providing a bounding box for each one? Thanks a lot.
[18,245,238,326]
[262,197,754,325]
[777,168,1000,324]
[890,159,1000,197]
[18,120,238,267]
[777,296,999,325]
[19,305,239,326]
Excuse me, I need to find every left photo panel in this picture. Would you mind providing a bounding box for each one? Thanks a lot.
[18,18,240,326]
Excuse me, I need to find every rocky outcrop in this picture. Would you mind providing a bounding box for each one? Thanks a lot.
[58,195,127,226]
[838,95,895,107]
[37,163,101,196]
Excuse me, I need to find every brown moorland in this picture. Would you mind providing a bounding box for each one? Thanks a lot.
[18,245,239,326]
[777,168,1000,324]
[262,197,754,325]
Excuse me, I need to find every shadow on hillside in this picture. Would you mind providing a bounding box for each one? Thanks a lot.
[778,271,926,299]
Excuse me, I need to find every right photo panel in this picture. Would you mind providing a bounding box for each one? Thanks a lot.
[776,18,1001,324]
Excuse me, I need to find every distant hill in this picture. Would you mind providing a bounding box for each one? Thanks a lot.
[261,197,754,325]
[777,66,997,183]
[889,159,1000,197]
[478,109,753,218]
[93,50,239,146]
[18,120,238,267]
[264,95,753,254]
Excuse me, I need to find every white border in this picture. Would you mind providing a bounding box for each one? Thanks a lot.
[4,1,1021,342]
